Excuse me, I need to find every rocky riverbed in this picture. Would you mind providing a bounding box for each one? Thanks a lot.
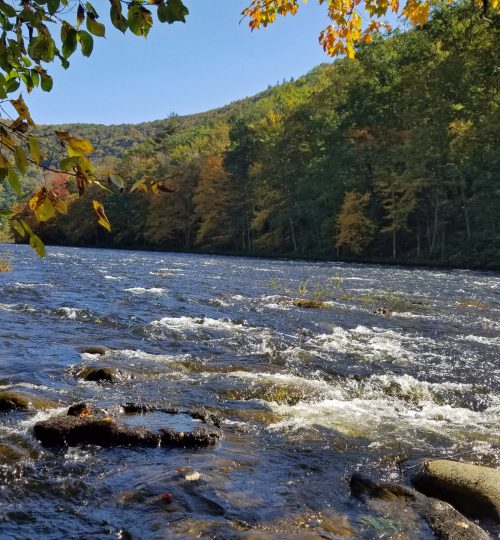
[0,245,499,538]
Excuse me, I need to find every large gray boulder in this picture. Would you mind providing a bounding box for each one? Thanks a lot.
[412,459,500,522]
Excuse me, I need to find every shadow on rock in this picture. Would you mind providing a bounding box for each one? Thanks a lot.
[350,472,491,540]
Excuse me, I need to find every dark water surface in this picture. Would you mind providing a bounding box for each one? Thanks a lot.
[0,245,499,539]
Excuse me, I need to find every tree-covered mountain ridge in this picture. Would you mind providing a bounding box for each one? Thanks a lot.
[33,86,281,160]
[20,3,500,268]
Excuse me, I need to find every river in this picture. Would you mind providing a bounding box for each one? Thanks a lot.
[0,245,499,539]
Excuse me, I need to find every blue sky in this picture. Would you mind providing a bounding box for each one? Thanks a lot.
[25,0,333,125]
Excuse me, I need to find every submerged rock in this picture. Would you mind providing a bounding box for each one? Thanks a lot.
[82,346,108,355]
[0,443,29,465]
[292,299,328,309]
[0,390,58,412]
[350,473,491,540]
[33,403,222,449]
[77,367,120,383]
[121,402,221,428]
[412,459,500,523]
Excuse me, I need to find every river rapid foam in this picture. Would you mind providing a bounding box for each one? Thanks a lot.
[0,245,498,539]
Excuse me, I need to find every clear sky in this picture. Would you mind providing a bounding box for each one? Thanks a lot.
[24,0,333,126]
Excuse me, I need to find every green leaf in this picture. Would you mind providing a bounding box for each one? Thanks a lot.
[7,166,21,196]
[14,146,28,175]
[11,219,26,238]
[110,0,128,33]
[0,2,17,18]
[0,209,14,217]
[128,5,153,37]
[85,2,98,17]
[40,71,53,91]
[5,78,20,93]
[158,0,189,24]
[86,14,105,37]
[59,155,80,171]
[77,3,85,27]
[47,0,61,15]
[61,23,78,58]
[28,135,41,165]
[108,175,124,189]
[19,219,33,236]
[27,31,56,63]
[21,72,34,92]
[56,52,70,69]
[30,70,40,87]
[29,233,46,257]
[78,30,93,57]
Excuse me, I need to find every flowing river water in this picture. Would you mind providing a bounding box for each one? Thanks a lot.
[0,245,499,539]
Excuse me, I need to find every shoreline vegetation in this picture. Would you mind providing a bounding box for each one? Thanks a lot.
[1,3,499,270]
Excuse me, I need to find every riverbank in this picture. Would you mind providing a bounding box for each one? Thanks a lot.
[7,239,500,271]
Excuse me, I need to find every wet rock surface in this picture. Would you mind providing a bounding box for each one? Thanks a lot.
[0,442,30,465]
[33,403,223,449]
[81,346,108,355]
[350,473,491,540]
[412,459,500,523]
[121,402,221,427]
[0,390,58,412]
[77,366,120,382]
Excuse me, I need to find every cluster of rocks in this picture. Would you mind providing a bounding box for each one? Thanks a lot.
[1,345,223,451]
[1,345,499,538]
[352,459,500,539]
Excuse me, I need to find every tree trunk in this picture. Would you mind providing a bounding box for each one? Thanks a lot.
[289,218,298,253]
[430,182,440,255]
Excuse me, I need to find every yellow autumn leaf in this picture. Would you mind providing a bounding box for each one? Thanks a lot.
[130,179,148,193]
[67,137,94,156]
[29,136,41,166]
[10,95,35,126]
[29,188,56,221]
[49,192,68,214]
[29,188,47,212]
[92,200,111,232]
[35,198,56,222]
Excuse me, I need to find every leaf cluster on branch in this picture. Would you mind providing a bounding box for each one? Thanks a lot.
[0,0,190,255]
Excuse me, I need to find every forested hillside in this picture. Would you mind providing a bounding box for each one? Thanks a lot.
[12,3,500,267]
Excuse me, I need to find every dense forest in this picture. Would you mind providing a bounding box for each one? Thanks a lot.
[5,3,500,268]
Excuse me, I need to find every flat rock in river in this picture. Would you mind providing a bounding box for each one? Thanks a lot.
[0,390,58,411]
[33,410,222,449]
[412,459,500,522]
